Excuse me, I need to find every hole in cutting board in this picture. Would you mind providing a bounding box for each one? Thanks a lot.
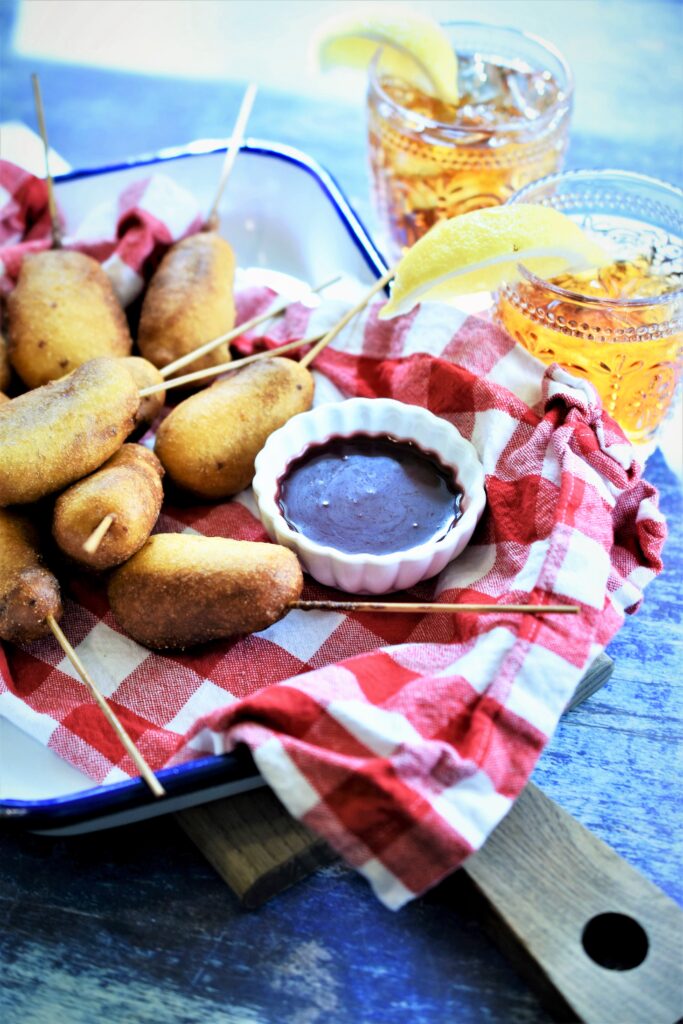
[581,912,649,970]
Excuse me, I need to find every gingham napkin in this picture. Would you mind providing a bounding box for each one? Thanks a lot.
[0,163,665,909]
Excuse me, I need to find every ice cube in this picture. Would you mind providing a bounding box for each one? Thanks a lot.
[458,54,508,105]
[504,68,554,120]
[457,53,557,122]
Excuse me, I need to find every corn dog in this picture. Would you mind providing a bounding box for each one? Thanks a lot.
[137,233,236,377]
[0,357,139,506]
[0,507,63,643]
[154,357,314,499]
[108,534,303,650]
[53,445,164,570]
[7,250,133,388]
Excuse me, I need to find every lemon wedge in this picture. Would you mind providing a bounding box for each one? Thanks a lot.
[379,205,611,319]
[314,8,459,104]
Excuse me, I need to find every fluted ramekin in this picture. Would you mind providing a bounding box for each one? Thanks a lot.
[253,398,486,594]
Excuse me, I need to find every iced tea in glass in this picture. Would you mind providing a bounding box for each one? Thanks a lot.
[367,23,572,259]
[495,171,683,447]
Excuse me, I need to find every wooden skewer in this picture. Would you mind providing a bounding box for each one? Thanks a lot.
[299,266,396,369]
[295,601,580,615]
[140,332,325,398]
[46,615,166,798]
[82,513,115,555]
[159,273,341,379]
[205,83,258,231]
[31,72,62,249]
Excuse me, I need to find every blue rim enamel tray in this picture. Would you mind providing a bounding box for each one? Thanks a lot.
[0,138,387,834]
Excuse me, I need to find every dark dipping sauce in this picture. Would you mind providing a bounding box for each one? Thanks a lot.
[277,434,463,555]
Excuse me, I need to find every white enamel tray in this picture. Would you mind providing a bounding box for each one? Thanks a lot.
[0,139,387,834]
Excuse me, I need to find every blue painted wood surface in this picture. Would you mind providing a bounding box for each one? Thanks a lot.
[1,1,681,1020]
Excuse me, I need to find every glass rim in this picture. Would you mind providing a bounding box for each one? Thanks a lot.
[368,20,574,139]
[508,169,683,308]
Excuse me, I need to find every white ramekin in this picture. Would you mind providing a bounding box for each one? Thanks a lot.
[252,398,486,594]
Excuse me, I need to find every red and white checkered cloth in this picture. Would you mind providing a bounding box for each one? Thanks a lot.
[0,163,666,908]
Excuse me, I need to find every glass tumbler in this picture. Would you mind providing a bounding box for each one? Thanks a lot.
[495,170,683,447]
[367,22,573,259]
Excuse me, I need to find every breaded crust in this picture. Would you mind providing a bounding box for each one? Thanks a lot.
[0,508,62,643]
[108,534,304,649]
[137,232,235,375]
[7,250,132,388]
[121,356,166,431]
[0,330,10,392]
[155,357,314,499]
[53,444,165,570]
[0,357,139,506]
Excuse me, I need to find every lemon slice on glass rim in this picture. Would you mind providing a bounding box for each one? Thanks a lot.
[379,205,611,319]
[314,8,459,104]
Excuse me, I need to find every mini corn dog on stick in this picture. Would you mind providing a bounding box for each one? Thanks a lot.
[142,267,394,396]
[158,273,341,380]
[47,615,166,798]
[31,72,62,249]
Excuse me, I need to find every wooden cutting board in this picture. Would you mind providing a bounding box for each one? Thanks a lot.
[176,654,683,1023]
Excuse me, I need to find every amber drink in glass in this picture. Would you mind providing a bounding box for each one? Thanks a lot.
[367,23,572,259]
[496,171,683,447]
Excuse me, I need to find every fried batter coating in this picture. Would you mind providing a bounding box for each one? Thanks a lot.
[121,356,166,431]
[0,507,62,643]
[155,357,314,499]
[7,250,133,388]
[137,232,235,376]
[108,534,303,650]
[0,357,139,506]
[53,444,164,570]
[0,330,10,392]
